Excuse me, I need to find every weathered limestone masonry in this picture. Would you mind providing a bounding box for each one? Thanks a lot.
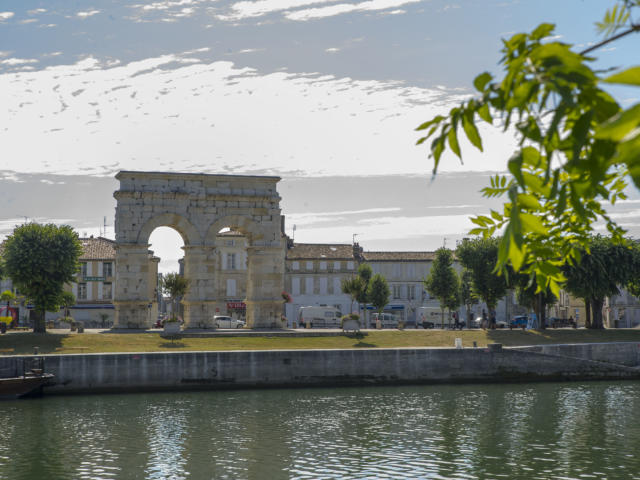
[2,344,639,395]
[113,171,285,329]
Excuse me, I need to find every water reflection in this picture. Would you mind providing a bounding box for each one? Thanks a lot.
[1,382,640,479]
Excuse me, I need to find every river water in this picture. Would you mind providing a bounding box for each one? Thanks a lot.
[1,381,640,479]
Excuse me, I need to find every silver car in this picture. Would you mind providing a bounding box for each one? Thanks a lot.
[214,315,245,329]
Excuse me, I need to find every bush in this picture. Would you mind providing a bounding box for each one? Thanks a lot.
[340,313,360,328]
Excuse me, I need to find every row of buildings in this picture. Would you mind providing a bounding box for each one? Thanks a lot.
[2,233,640,328]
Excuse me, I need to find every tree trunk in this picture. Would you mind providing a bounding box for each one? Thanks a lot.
[33,309,46,333]
[590,298,605,329]
[441,307,445,329]
[585,299,592,329]
[537,293,546,329]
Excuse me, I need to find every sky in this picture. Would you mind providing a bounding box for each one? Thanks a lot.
[1,0,639,272]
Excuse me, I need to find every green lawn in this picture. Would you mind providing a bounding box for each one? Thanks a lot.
[0,329,639,355]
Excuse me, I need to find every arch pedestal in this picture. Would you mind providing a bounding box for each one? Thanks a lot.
[245,245,286,329]
[113,243,154,329]
[182,245,217,329]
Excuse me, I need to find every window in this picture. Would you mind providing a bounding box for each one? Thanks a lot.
[392,264,401,278]
[226,253,237,270]
[393,284,401,299]
[103,282,112,300]
[319,277,328,295]
[103,262,113,277]
[407,264,415,278]
[292,261,300,270]
[333,277,341,295]
[226,279,237,297]
[305,277,314,294]
[306,261,313,270]
[80,262,88,277]
[334,261,341,270]
[407,285,416,300]
[292,277,301,295]
[225,239,235,246]
[319,261,327,270]
[347,261,355,270]
[78,283,87,300]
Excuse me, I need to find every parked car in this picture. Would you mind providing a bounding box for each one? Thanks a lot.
[372,312,399,328]
[214,315,245,329]
[510,315,529,329]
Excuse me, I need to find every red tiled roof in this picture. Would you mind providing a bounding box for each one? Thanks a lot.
[363,251,436,261]
[79,237,116,260]
[286,243,356,260]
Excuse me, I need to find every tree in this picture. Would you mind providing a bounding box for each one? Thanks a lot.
[455,237,509,326]
[3,223,82,333]
[367,273,390,316]
[161,272,190,322]
[443,280,461,328]
[355,263,373,326]
[459,269,478,327]
[59,291,76,320]
[563,235,637,329]
[512,273,556,329]
[416,1,640,297]
[341,276,365,314]
[627,241,640,299]
[424,247,459,327]
[0,290,16,325]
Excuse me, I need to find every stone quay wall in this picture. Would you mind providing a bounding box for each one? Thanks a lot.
[2,343,639,395]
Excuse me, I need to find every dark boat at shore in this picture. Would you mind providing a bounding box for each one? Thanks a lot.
[0,372,54,399]
[0,357,54,399]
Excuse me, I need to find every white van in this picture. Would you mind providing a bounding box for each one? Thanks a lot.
[417,307,445,329]
[371,312,399,328]
[298,306,341,328]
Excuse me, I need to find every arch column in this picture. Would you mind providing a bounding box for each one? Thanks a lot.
[113,243,153,329]
[245,244,285,329]
[182,245,218,329]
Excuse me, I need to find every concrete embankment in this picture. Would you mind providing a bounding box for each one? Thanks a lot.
[1,343,640,395]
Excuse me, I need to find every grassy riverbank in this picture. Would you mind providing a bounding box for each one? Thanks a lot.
[1,329,640,355]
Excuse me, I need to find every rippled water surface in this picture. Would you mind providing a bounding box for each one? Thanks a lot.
[2,382,640,479]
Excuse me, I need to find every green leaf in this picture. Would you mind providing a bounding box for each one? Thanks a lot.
[520,213,548,235]
[416,115,444,131]
[477,103,493,123]
[603,66,640,86]
[447,126,462,159]
[531,23,555,40]
[473,72,493,92]
[596,104,640,141]
[462,110,483,151]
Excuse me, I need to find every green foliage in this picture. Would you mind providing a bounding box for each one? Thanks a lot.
[0,290,16,304]
[424,248,460,317]
[627,242,640,298]
[341,275,365,312]
[355,263,373,305]
[162,272,190,321]
[3,223,83,333]
[455,238,508,311]
[416,2,640,296]
[459,269,478,311]
[563,235,638,328]
[367,274,390,314]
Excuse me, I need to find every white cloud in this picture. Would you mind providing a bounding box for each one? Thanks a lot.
[1,58,39,65]
[325,47,340,53]
[19,19,38,25]
[0,51,11,57]
[0,12,14,21]
[77,10,101,18]
[28,8,47,15]
[0,53,516,177]
[219,0,339,20]
[285,0,421,21]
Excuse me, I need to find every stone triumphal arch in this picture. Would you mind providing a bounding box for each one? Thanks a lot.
[112,171,285,329]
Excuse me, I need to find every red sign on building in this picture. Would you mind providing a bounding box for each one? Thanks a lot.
[227,302,246,309]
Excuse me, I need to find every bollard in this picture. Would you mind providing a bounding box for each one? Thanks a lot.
[473,341,477,348]
[455,338,462,349]
[33,346,39,355]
